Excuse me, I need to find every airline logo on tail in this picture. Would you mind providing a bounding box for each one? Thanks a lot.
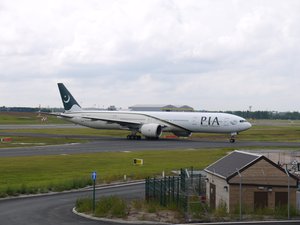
[57,83,81,111]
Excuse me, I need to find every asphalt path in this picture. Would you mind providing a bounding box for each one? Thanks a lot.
[0,182,146,225]
[0,135,300,157]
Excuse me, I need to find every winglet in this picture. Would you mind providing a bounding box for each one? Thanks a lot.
[57,83,81,111]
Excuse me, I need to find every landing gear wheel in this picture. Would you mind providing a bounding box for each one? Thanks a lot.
[229,132,237,143]
[127,134,142,140]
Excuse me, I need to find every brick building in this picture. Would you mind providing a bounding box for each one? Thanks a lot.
[204,150,298,212]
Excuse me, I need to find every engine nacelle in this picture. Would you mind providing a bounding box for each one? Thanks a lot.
[172,131,192,137]
[140,123,162,138]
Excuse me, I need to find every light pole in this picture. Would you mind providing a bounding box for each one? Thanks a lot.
[236,168,242,221]
[91,171,97,214]
[284,168,290,220]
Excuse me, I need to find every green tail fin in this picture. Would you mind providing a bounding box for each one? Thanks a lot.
[57,83,81,111]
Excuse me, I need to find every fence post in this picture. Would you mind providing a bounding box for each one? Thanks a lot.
[163,176,167,206]
[191,166,194,186]
[198,173,201,195]
[168,176,171,205]
[160,178,163,206]
[177,176,180,207]
[145,177,149,202]
[153,178,156,200]
[172,176,175,202]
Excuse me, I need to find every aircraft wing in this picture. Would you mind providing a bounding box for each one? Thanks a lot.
[82,116,142,128]
[38,111,74,119]
[57,114,75,119]
[43,112,74,119]
[83,113,191,132]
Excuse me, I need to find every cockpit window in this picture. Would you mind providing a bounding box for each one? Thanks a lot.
[240,120,247,123]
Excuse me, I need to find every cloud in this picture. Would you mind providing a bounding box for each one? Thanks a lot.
[0,0,300,111]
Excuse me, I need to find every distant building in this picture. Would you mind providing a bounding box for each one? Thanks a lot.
[129,104,194,112]
[205,150,298,212]
[107,105,117,111]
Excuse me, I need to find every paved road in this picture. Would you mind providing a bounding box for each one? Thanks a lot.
[0,182,146,225]
[0,136,300,157]
[192,222,300,225]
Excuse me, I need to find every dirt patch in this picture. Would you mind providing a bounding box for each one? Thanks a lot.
[126,207,184,224]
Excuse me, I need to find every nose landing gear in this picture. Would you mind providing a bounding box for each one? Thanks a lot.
[229,132,237,143]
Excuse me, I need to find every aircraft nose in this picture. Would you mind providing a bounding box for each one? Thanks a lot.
[246,122,252,129]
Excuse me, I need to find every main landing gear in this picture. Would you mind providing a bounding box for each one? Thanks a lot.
[127,131,142,140]
[229,132,237,143]
[127,134,142,140]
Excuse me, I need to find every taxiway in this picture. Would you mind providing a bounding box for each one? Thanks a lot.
[0,136,299,157]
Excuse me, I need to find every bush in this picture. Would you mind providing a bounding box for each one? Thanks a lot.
[132,199,144,210]
[146,201,160,213]
[6,186,19,196]
[190,202,208,219]
[95,196,128,218]
[214,200,228,218]
[274,205,299,218]
[76,197,93,213]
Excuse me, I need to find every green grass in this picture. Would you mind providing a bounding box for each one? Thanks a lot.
[237,125,300,142]
[0,149,227,197]
[3,122,300,143]
[95,195,128,218]
[2,128,130,137]
[0,136,86,148]
[0,112,67,124]
[76,197,184,222]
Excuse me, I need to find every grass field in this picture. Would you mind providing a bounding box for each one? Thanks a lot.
[0,136,86,148]
[0,112,67,124]
[0,149,229,197]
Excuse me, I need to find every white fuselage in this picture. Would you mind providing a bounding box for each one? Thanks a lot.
[61,110,251,134]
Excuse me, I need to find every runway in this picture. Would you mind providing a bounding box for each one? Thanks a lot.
[1,124,300,157]
[0,136,300,157]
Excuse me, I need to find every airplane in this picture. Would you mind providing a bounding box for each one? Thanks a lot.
[56,83,252,142]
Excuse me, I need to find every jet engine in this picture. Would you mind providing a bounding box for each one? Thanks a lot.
[140,123,162,138]
[172,131,192,137]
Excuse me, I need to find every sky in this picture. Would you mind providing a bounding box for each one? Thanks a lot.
[1,0,300,111]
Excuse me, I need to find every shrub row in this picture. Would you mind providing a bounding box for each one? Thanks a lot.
[76,196,128,218]
[0,177,92,198]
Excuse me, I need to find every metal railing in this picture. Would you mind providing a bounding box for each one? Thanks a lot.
[145,167,207,221]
